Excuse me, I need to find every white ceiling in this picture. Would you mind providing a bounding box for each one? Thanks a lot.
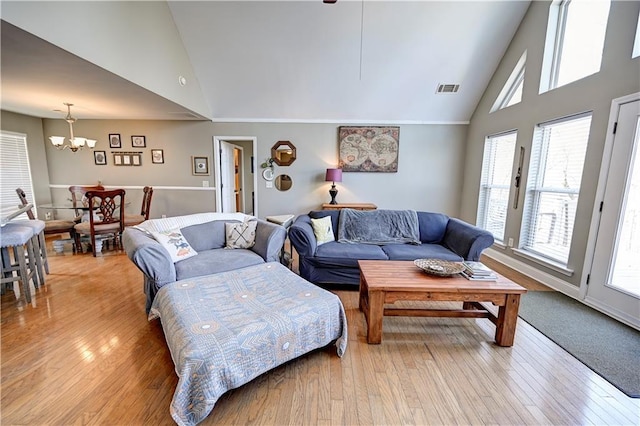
[1,1,530,123]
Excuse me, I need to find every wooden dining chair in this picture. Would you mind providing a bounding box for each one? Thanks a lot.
[73,189,126,257]
[68,185,105,223]
[16,188,77,250]
[124,186,153,226]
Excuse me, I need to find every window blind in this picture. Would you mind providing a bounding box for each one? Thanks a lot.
[477,131,517,242]
[521,113,591,264]
[0,131,35,220]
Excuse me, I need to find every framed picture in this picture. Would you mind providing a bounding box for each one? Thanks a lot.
[338,126,400,172]
[192,156,210,175]
[131,135,146,148]
[151,149,164,164]
[114,153,123,165]
[109,133,122,149]
[94,150,107,165]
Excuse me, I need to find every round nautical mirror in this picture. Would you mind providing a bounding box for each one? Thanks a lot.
[275,174,293,191]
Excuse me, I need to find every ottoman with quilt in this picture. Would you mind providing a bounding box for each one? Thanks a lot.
[149,262,348,426]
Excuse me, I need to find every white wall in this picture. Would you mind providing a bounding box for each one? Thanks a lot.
[2,1,210,119]
[460,1,640,287]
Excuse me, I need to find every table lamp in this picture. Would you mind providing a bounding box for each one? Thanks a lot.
[325,168,343,205]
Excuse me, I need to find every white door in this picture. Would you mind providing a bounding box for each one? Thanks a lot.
[220,141,237,213]
[587,98,640,328]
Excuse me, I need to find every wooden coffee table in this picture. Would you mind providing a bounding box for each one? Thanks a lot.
[358,260,527,346]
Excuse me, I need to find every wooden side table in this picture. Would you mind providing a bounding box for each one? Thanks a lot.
[321,203,377,211]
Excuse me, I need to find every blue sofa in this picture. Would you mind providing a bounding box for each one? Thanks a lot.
[289,210,494,286]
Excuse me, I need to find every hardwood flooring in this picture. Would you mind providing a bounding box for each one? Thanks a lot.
[1,243,638,425]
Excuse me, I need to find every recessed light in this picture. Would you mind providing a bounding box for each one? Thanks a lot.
[178,76,187,86]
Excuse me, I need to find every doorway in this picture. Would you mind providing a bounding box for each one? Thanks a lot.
[584,95,640,329]
[213,136,257,216]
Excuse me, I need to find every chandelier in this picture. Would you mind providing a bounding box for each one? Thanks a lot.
[49,103,97,152]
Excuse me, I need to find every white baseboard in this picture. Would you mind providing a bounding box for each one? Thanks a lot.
[484,247,580,298]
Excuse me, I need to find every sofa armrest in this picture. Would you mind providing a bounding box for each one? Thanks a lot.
[441,218,494,261]
[251,219,286,262]
[122,227,177,285]
[289,215,317,258]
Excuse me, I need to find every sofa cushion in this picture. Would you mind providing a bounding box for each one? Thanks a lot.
[150,229,198,263]
[312,241,388,268]
[416,212,449,243]
[381,243,463,262]
[175,248,264,281]
[309,210,340,239]
[181,221,229,251]
[225,218,258,249]
[311,215,335,245]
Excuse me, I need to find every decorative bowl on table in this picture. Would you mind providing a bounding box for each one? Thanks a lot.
[414,259,465,277]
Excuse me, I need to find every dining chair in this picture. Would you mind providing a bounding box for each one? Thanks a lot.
[73,189,126,257]
[16,188,77,254]
[68,185,105,223]
[124,186,153,226]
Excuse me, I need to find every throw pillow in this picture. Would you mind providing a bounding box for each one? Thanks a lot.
[311,215,335,246]
[150,228,198,263]
[225,218,257,249]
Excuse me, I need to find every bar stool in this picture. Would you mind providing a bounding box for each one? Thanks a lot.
[1,223,38,303]
[10,219,48,285]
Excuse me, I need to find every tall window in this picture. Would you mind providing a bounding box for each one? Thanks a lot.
[521,113,591,265]
[0,131,35,220]
[477,131,517,242]
[541,0,610,92]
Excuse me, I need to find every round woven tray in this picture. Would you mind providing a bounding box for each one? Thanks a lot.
[414,259,465,277]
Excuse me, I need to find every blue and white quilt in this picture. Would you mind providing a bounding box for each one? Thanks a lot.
[149,262,348,426]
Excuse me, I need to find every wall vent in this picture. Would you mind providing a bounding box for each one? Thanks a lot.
[436,83,460,94]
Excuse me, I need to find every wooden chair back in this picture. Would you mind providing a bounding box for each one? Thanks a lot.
[140,186,153,220]
[69,185,105,221]
[15,188,36,220]
[83,189,126,257]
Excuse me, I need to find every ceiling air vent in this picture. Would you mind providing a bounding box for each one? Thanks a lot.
[436,83,460,94]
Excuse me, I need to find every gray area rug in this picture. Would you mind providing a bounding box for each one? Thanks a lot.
[518,291,640,398]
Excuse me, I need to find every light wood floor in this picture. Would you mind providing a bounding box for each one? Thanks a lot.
[1,242,638,425]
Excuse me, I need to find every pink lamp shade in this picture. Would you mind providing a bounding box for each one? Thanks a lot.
[325,168,342,183]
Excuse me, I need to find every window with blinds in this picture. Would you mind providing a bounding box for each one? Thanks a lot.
[0,131,35,220]
[477,131,517,242]
[520,113,592,265]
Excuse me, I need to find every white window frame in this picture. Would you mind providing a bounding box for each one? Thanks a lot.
[518,112,592,270]
[477,130,517,243]
[491,51,526,113]
[540,0,611,93]
[0,130,35,221]
[633,10,640,59]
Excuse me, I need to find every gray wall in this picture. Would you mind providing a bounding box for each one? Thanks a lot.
[3,111,468,222]
[41,118,217,220]
[213,122,468,219]
[1,110,52,213]
[460,1,640,286]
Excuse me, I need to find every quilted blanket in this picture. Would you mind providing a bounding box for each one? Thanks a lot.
[337,208,421,245]
[149,262,348,426]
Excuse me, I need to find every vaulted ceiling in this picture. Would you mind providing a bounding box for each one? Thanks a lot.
[1,1,530,123]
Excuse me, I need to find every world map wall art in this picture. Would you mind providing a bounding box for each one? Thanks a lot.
[338,126,399,172]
